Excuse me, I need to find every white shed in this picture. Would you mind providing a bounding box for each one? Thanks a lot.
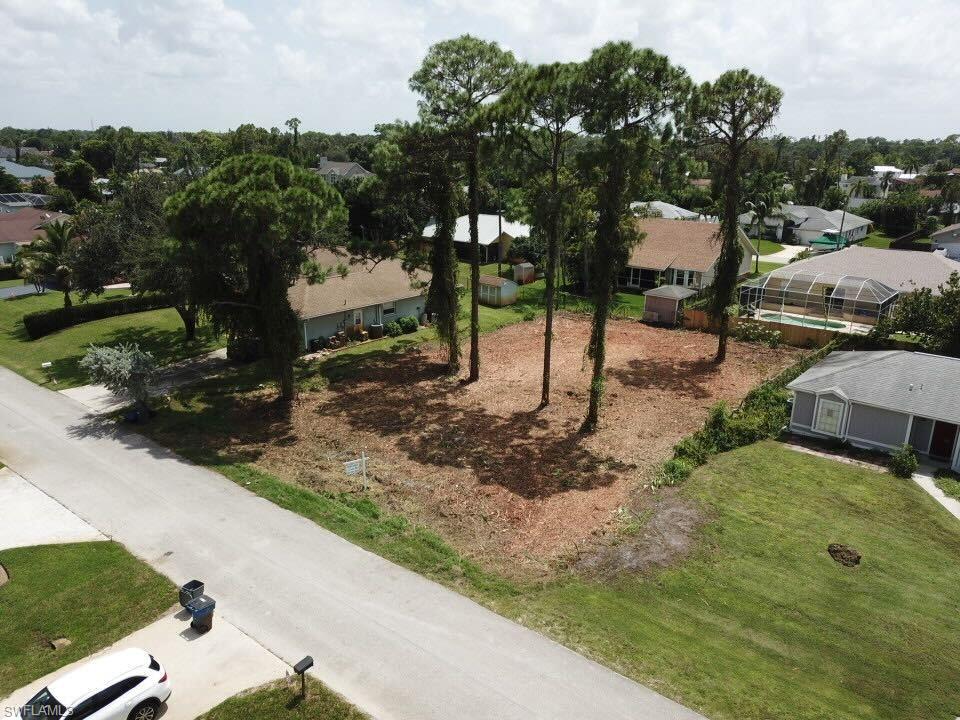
[478,275,518,307]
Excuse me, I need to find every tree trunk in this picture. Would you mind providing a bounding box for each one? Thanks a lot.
[62,290,72,309]
[175,304,197,341]
[541,151,561,408]
[715,313,729,363]
[467,138,481,383]
[583,295,608,432]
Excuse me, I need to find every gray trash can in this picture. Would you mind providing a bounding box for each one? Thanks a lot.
[179,579,204,608]
[186,595,216,634]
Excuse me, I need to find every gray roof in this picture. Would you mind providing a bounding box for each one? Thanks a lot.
[739,203,872,233]
[771,245,959,295]
[0,159,54,180]
[643,284,698,300]
[631,200,699,220]
[788,350,960,425]
[313,159,373,180]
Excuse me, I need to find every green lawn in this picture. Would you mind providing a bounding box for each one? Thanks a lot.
[757,238,784,255]
[0,542,175,697]
[0,278,26,289]
[862,230,895,249]
[934,470,960,501]
[199,678,367,720]
[141,361,960,720]
[0,289,223,388]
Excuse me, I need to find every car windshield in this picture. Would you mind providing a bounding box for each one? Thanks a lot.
[20,688,66,719]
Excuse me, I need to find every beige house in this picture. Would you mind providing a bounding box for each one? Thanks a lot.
[619,218,756,291]
[289,249,430,350]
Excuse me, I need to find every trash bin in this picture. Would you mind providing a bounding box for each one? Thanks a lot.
[179,579,205,608]
[186,595,216,634]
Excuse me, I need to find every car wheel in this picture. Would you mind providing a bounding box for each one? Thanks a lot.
[128,700,160,720]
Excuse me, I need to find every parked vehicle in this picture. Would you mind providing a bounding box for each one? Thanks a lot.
[19,648,170,720]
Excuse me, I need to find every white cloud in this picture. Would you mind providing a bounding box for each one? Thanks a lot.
[0,0,958,137]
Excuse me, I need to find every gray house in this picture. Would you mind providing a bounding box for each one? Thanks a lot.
[289,250,430,351]
[788,351,960,471]
[312,157,373,185]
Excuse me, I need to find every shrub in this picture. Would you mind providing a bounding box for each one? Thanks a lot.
[656,458,694,487]
[397,315,419,333]
[0,265,19,281]
[22,292,174,339]
[521,306,536,321]
[384,321,403,337]
[731,321,782,348]
[80,343,158,414]
[654,339,840,485]
[889,444,919,478]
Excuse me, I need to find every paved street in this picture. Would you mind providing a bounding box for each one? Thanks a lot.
[0,365,706,720]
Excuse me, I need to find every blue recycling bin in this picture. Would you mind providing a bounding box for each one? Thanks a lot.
[186,595,216,634]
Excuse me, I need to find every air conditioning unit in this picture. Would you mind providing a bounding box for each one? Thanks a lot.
[642,310,659,323]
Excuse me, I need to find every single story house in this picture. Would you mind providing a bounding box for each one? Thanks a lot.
[738,203,872,246]
[631,200,700,220]
[767,245,959,296]
[0,159,54,182]
[930,223,960,260]
[478,275,518,307]
[0,207,70,263]
[619,218,756,291]
[288,249,430,351]
[312,157,374,185]
[422,214,531,264]
[642,285,697,325]
[788,350,960,471]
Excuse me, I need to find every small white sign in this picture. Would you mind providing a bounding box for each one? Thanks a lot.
[343,459,363,476]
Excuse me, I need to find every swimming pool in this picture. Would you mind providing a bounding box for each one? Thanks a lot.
[759,312,846,330]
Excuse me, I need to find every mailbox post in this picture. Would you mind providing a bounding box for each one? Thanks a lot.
[294,656,314,699]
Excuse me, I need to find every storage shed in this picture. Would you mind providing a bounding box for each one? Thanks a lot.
[478,275,518,307]
[513,262,535,285]
[642,285,698,325]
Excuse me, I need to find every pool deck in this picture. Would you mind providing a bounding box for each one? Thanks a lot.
[751,310,873,335]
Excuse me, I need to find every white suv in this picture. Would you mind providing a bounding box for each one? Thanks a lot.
[19,648,171,720]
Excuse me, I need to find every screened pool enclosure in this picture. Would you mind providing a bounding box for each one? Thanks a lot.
[739,270,899,330]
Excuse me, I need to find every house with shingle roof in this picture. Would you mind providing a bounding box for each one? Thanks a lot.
[0,159,55,182]
[312,157,374,185]
[788,350,960,470]
[738,203,873,247]
[0,207,70,263]
[767,245,959,296]
[930,223,960,260]
[620,218,756,291]
[289,249,430,351]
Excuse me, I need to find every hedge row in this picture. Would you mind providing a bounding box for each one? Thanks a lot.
[657,338,841,485]
[0,265,19,281]
[23,293,175,339]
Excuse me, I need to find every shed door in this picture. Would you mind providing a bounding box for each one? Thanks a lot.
[930,421,958,460]
[814,399,844,436]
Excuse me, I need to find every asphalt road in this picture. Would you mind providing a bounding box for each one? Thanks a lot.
[0,365,707,720]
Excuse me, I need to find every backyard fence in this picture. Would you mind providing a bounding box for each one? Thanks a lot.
[683,308,838,348]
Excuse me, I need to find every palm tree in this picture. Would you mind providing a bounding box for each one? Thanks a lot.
[880,170,896,199]
[19,220,76,307]
[941,179,960,225]
[745,199,768,273]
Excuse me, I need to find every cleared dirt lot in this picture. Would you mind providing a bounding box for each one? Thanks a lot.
[168,315,802,574]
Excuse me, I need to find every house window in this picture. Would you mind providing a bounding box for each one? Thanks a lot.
[815,399,844,436]
[382,301,395,315]
[672,269,696,287]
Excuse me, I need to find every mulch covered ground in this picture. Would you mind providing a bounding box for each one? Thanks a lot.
[210,314,802,575]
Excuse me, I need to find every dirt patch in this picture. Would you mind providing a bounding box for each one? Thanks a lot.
[575,486,705,577]
[175,314,801,576]
[0,562,7,588]
[828,543,861,567]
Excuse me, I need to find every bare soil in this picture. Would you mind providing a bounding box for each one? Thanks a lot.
[202,314,802,576]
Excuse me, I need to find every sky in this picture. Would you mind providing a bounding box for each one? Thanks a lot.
[2,0,958,140]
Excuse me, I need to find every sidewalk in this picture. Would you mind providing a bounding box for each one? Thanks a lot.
[762,245,808,265]
[59,348,229,414]
[912,464,960,522]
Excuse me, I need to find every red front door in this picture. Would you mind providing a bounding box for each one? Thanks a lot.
[930,421,958,460]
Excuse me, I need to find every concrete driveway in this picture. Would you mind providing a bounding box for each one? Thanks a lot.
[1,612,290,720]
[0,284,37,300]
[0,365,707,720]
[0,467,105,550]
